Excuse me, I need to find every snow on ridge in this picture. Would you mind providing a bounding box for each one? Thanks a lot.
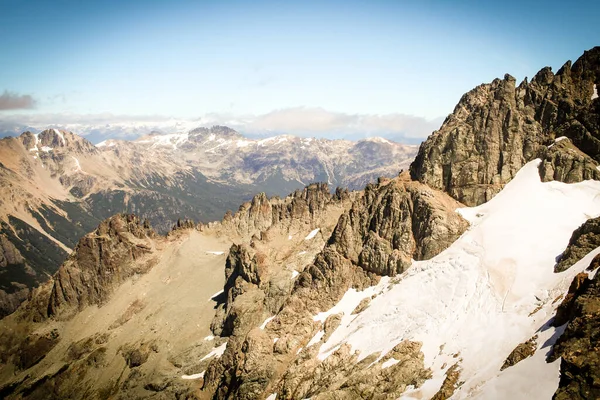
[364,136,392,144]
[201,342,227,361]
[53,129,66,145]
[181,371,205,380]
[40,146,53,152]
[314,160,600,398]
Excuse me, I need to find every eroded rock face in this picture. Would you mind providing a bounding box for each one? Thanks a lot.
[47,214,157,318]
[221,183,349,238]
[202,175,466,399]
[0,235,31,318]
[550,268,600,400]
[328,174,468,276]
[411,47,600,206]
[555,217,600,272]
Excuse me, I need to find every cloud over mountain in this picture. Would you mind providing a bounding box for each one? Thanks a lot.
[0,108,443,144]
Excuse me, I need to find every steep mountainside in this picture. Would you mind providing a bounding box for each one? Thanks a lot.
[0,127,415,317]
[0,48,600,400]
[411,47,600,206]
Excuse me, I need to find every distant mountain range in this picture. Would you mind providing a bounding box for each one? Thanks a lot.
[0,127,417,315]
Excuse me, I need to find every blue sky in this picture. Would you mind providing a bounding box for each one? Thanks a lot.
[0,0,598,142]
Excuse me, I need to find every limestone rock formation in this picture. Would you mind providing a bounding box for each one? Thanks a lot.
[411,47,600,206]
[555,216,600,272]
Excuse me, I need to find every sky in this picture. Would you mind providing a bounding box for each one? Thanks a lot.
[0,0,598,143]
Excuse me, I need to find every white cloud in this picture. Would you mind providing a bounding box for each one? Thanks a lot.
[0,108,443,144]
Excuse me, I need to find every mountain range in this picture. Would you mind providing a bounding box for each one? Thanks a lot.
[0,128,416,316]
[0,47,599,400]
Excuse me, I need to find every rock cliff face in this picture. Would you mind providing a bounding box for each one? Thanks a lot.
[47,214,158,319]
[327,174,468,276]
[0,235,36,318]
[550,259,600,400]
[219,183,350,239]
[411,47,600,206]
[202,174,467,399]
[555,217,600,272]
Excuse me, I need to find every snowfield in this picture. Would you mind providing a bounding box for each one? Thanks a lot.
[313,160,600,399]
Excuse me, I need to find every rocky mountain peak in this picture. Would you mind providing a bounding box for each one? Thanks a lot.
[19,129,97,155]
[46,214,157,319]
[410,46,600,206]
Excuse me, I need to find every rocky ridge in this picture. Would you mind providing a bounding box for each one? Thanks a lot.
[411,47,600,206]
[549,258,600,400]
[202,173,467,399]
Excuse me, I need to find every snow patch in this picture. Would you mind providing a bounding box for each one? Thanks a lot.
[298,251,307,255]
[307,330,325,347]
[209,290,224,300]
[382,358,400,369]
[593,84,598,100]
[365,136,392,144]
[305,228,320,240]
[313,160,600,398]
[288,235,293,240]
[71,156,83,172]
[181,371,205,380]
[201,342,227,361]
[206,251,225,256]
[236,140,251,148]
[548,136,568,149]
[291,270,299,279]
[40,146,53,152]
[204,335,215,341]
[266,394,277,400]
[260,316,275,330]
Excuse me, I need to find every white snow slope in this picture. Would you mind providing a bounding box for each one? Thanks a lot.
[314,160,600,399]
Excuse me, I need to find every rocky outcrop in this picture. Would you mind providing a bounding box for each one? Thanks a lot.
[500,335,538,370]
[221,183,350,238]
[431,363,462,400]
[411,47,600,206]
[553,273,590,326]
[550,267,600,399]
[47,214,157,318]
[539,137,600,183]
[555,217,600,272]
[328,174,468,276]
[0,234,33,318]
[202,174,467,398]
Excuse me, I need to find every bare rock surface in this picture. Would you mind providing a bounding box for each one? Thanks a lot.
[411,47,600,206]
